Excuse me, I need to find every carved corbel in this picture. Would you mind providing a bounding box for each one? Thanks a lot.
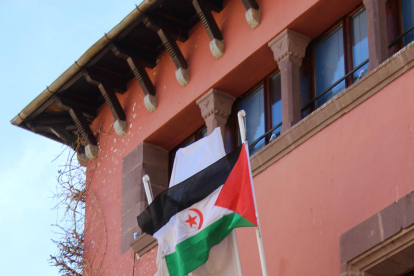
[83,70,127,137]
[192,0,225,59]
[196,88,235,141]
[143,16,190,86]
[69,108,98,160]
[241,0,260,29]
[112,44,157,112]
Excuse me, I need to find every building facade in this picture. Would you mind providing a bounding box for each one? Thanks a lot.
[12,0,414,275]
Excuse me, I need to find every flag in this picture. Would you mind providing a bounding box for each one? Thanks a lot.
[153,127,240,276]
[166,127,241,276]
[138,144,257,276]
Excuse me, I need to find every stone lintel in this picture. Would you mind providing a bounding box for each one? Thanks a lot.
[196,89,235,140]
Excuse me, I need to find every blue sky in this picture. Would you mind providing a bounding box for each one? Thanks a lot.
[0,1,139,275]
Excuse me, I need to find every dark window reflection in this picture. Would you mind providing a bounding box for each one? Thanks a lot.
[314,26,345,107]
[402,0,414,46]
[352,7,369,81]
[270,73,282,139]
[238,85,265,155]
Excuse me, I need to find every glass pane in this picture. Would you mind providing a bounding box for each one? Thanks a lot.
[238,86,265,155]
[314,26,346,107]
[182,137,196,148]
[402,0,414,46]
[270,73,282,141]
[199,128,207,139]
[352,7,369,82]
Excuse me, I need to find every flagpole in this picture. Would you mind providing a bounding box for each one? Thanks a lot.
[231,227,243,276]
[142,174,154,204]
[143,174,168,276]
[237,110,269,276]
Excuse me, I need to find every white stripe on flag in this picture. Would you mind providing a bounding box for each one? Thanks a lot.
[153,186,232,256]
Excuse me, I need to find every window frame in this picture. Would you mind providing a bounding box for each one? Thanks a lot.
[226,69,281,154]
[386,0,414,56]
[386,0,404,56]
[301,4,367,114]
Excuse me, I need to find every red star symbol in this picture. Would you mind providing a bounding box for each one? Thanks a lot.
[185,214,198,228]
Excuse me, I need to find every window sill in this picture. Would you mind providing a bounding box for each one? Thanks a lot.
[250,41,414,176]
[130,233,158,257]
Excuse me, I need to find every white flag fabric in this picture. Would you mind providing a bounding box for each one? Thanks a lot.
[154,127,242,276]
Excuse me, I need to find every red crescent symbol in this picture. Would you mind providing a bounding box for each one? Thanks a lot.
[189,208,203,230]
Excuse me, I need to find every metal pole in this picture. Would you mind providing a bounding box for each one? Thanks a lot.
[237,110,268,276]
[142,174,154,204]
[231,223,243,276]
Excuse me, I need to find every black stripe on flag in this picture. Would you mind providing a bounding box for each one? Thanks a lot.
[137,145,243,236]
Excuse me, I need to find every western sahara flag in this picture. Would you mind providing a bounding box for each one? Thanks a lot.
[138,144,257,276]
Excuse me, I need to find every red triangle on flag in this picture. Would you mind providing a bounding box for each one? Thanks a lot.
[215,145,257,226]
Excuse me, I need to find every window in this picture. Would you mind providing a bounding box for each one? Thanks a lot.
[233,71,282,156]
[169,126,207,177]
[387,0,414,56]
[351,8,369,81]
[314,26,346,106]
[402,0,414,45]
[302,6,369,113]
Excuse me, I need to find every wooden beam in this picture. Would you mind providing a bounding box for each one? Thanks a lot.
[69,108,98,159]
[28,125,78,149]
[143,15,189,86]
[241,0,259,10]
[206,0,224,13]
[143,16,188,70]
[112,44,158,112]
[68,108,96,146]
[192,0,225,58]
[25,112,75,129]
[50,127,78,148]
[111,45,156,97]
[142,14,189,42]
[43,126,88,165]
[25,96,57,121]
[57,46,112,93]
[53,95,97,121]
[36,130,67,144]
[83,67,126,93]
[111,42,157,69]
[83,69,127,137]
[241,0,260,29]
[192,0,223,41]
[151,10,191,33]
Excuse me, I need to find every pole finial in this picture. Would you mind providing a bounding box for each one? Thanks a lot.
[237,110,247,144]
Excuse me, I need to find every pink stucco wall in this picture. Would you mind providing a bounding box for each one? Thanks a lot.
[83,0,320,273]
[81,0,414,275]
[237,68,414,276]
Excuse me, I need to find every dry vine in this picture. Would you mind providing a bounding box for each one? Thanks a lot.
[50,123,113,276]
[49,139,86,276]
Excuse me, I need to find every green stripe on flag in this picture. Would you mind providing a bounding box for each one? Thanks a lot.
[165,212,255,276]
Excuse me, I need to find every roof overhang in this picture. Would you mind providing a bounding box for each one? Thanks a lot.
[10,0,260,162]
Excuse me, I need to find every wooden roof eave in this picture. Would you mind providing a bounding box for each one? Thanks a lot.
[10,0,162,127]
